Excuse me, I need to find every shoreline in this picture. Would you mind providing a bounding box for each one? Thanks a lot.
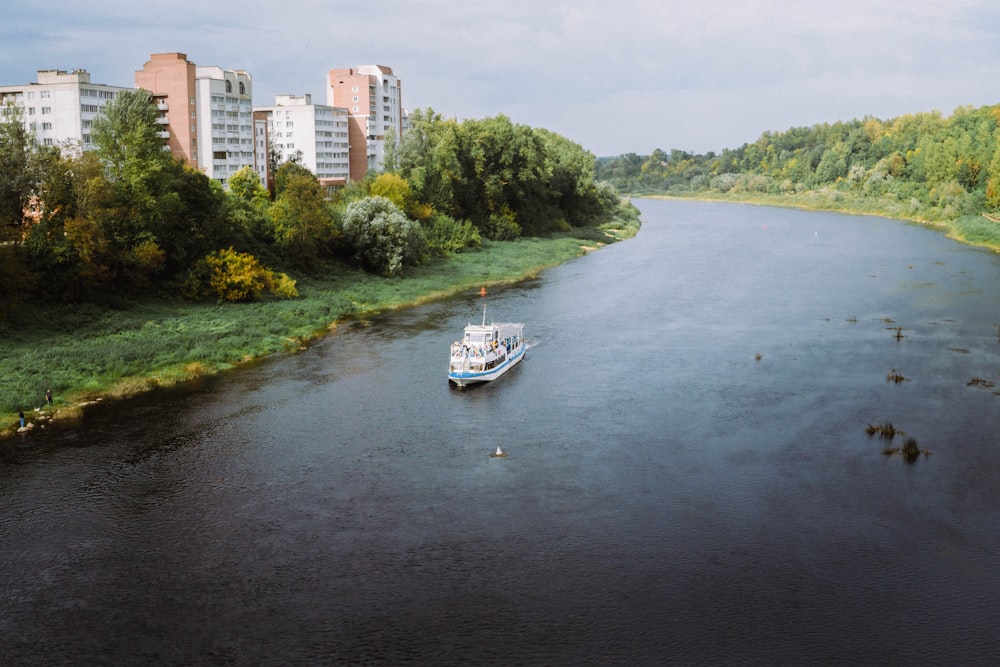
[642,192,1000,254]
[1,235,623,440]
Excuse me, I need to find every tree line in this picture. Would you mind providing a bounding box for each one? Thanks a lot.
[0,91,635,318]
[596,104,1000,220]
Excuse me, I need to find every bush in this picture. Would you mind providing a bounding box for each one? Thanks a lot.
[424,213,481,255]
[482,210,521,241]
[205,247,298,302]
[341,196,427,277]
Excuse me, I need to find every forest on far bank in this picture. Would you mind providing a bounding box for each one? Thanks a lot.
[596,103,1000,246]
[0,91,638,320]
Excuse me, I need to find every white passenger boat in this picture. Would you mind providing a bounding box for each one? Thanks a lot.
[448,308,526,387]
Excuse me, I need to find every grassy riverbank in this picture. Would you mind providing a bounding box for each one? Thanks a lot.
[0,224,637,436]
[646,191,1000,253]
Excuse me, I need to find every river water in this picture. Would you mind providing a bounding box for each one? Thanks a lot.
[2,199,999,665]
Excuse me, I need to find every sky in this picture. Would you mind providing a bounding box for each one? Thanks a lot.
[4,0,1000,157]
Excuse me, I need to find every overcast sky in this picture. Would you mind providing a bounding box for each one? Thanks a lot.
[4,1,1000,157]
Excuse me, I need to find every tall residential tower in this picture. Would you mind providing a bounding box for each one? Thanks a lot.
[137,53,258,188]
[327,65,402,180]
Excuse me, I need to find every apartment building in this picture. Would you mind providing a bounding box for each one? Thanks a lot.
[135,53,198,167]
[255,94,351,189]
[0,69,132,150]
[252,111,269,189]
[136,53,257,188]
[194,66,254,188]
[327,65,403,179]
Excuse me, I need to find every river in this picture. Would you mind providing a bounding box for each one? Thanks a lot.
[2,199,999,665]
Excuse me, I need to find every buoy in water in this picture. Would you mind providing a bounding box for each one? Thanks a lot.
[490,446,507,458]
[480,286,487,297]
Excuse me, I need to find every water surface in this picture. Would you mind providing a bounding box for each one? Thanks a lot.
[3,199,999,665]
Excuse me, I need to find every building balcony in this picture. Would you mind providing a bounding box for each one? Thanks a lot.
[155,116,169,124]
[157,101,169,111]
[156,130,170,139]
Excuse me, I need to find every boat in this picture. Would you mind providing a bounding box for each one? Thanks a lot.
[448,307,526,387]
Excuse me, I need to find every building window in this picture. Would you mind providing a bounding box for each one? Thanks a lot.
[41,107,51,114]
[239,82,246,95]
[352,96,359,103]
[352,85,358,92]
[40,90,50,99]
[42,122,52,130]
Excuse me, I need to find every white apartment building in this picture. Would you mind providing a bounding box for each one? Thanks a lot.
[194,66,254,188]
[255,94,351,187]
[252,113,269,188]
[0,69,133,150]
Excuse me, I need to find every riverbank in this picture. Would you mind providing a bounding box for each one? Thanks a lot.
[1,225,638,438]
[645,191,1000,254]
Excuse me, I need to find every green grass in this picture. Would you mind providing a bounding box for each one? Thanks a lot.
[1,230,631,434]
[951,215,1000,251]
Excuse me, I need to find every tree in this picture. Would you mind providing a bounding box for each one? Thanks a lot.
[269,168,336,265]
[815,148,848,183]
[392,108,464,217]
[273,160,315,198]
[91,89,170,194]
[228,165,270,207]
[369,172,431,221]
[341,196,426,276]
[0,105,40,236]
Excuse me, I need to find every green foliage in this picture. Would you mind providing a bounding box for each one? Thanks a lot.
[205,247,298,303]
[953,215,1000,248]
[596,104,1000,229]
[0,246,34,320]
[0,105,42,232]
[228,165,270,208]
[424,213,481,255]
[274,161,317,198]
[4,97,627,315]
[392,109,622,239]
[269,168,336,266]
[342,196,427,277]
[91,89,170,193]
[483,209,522,241]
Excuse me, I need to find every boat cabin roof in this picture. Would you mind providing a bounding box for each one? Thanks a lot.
[463,322,522,343]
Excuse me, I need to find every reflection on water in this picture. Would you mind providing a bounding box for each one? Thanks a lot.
[3,199,1000,665]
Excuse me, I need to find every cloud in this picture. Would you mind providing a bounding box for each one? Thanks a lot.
[3,0,1000,156]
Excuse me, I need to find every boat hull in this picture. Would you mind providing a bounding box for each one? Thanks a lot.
[448,343,526,387]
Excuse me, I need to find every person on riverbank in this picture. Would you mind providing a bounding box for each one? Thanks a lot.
[45,389,53,406]
[19,410,25,428]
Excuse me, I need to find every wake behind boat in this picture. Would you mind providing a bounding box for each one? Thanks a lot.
[448,307,525,387]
